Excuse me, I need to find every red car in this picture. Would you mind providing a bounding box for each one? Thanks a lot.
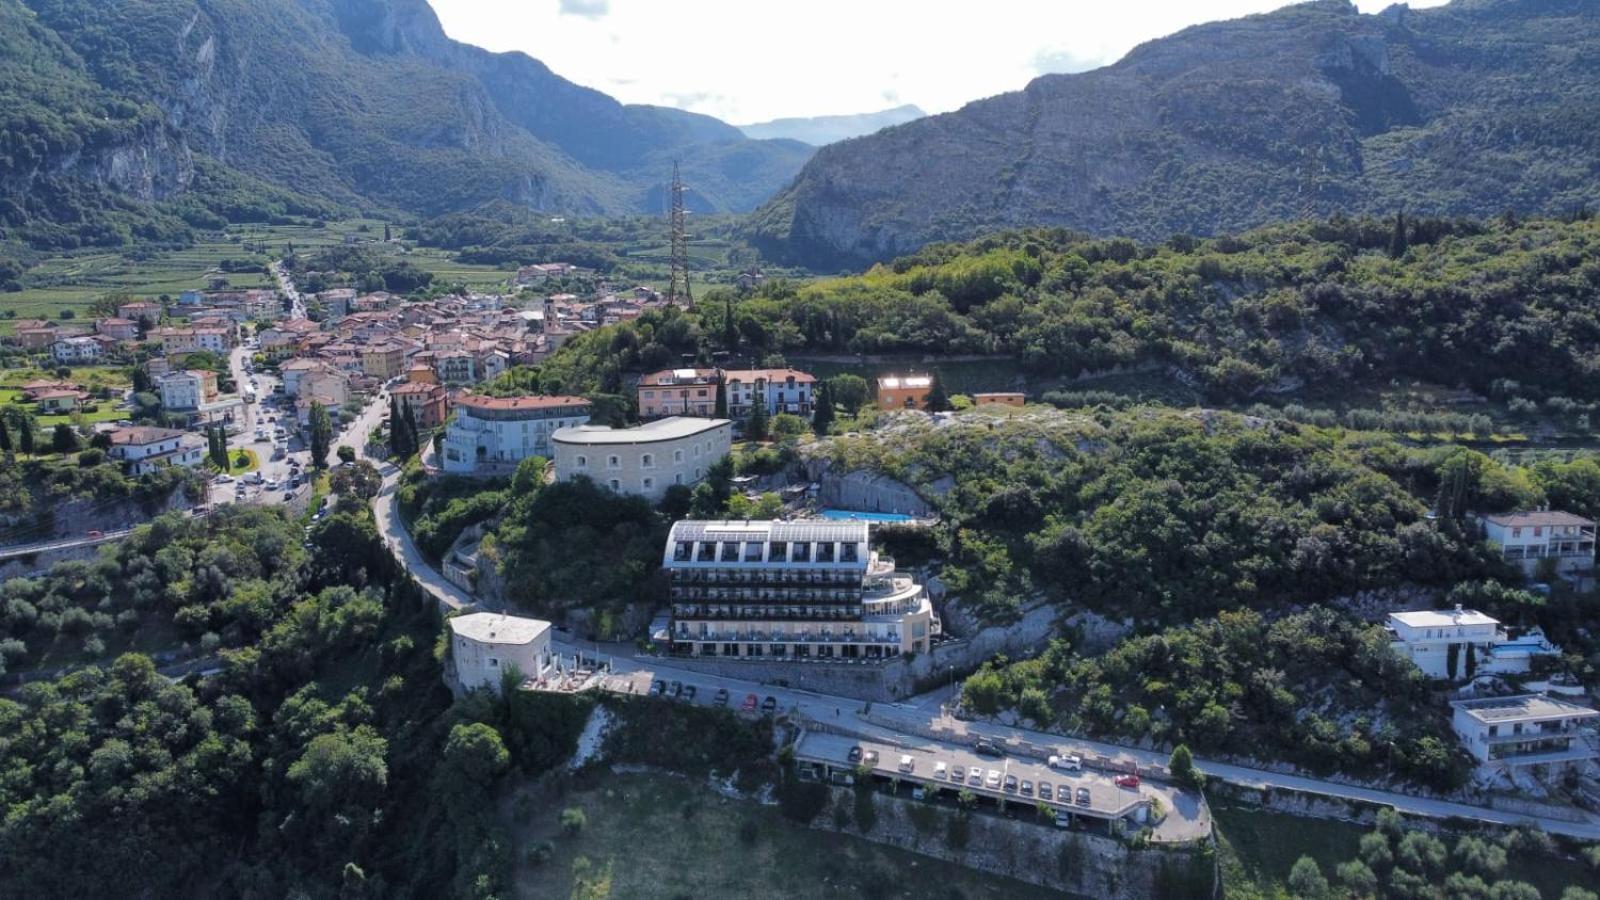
[85,530,103,538]
[1114,774,1141,789]
[741,693,758,711]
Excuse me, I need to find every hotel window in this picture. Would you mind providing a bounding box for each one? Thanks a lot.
[697,542,716,562]
[744,542,763,562]
[792,543,811,563]
[769,541,788,562]
[721,542,740,562]
[816,543,835,563]
[841,543,858,563]
[674,541,693,561]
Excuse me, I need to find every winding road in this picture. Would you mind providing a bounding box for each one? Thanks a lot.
[369,465,1600,841]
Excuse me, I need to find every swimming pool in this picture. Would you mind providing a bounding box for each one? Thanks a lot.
[818,509,915,523]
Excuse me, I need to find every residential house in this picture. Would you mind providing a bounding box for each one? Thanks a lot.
[106,425,207,475]
[280,358,334,396]
[33,388,87,414]
[552,417,733,500]
[1483,511,1597,576]
[361,342,410,381]
[434,350,476,385]
[116,300,163,322]
[877,375,933,411]
[1450,694,1599,775]
[96,318,140,341]
[15,326,59,350]
[51,336,103,363]
[441,394,592,474]
[1387,607,1562,680]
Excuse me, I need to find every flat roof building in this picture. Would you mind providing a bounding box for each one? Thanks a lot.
[1450,694,1599,775]
[877,375,933,411]
[447,612,555,692]
[1387,606,1562,681]
[552,416,732,500]
[442,394,592,474]
[664,519,939,662]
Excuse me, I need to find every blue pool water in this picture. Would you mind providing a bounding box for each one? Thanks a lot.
[819,509,914,523]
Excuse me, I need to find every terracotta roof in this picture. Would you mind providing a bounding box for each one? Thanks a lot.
[725,367,816,384]
[640,367,718,386]
[392,382,443,396]
[457,394,591,412]
[109,425,186,445]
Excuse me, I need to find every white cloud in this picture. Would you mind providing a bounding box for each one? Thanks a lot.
[557,0,609,18]
[427,0,1454,123]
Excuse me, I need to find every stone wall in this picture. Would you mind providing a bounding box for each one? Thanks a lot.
[809,783,1214,899]
[0,540,107,580]
[804,462,932,517]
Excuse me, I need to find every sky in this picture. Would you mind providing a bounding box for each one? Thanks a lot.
[426,0,1453,124]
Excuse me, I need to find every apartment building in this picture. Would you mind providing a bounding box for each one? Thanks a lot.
[361,341,410,380]
[158,326,232,354]
[391,381,450,428]
[552,416,732,500]
[725,368,816,417]
[96,318,140,341]
[51,336,103,363]
[1450,694,1599,775]
[664,519,940,661]
[1483,510,1596,576]
[441,394,592,474]
[158,369,220,411]
[638,368,720,418]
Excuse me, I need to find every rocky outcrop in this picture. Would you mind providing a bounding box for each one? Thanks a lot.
[751,0,1600,268]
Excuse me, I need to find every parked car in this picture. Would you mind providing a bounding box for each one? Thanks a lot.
[985,770,1001,789]
[862,749,878,766]
[760,696,778,714]
[967,768,982,786]
[213,474,234,484]
[650,680,665,696]
[1020,779,1034,797]
[283,489,298,500]
[1039,781,1053,801]
[1115,774,1141,789]
[85,530,103,538]
[741,693,757,711]
[714,688,729,706]
[933,761,948,780]
[1076,787,1091,806]
[847,746,863,764]
[669,681,683,698]
[974,739,1004,758]
[1048,754,1082,771]
[897,754,914,774]
[682,685,696,702]
[1003,774,1018,793]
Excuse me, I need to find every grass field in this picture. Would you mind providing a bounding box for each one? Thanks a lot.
[1212,803,1593,898]
[510,772,1069,900]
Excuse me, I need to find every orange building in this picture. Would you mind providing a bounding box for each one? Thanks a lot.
[973,392,1025,407]
[876,375,933,411]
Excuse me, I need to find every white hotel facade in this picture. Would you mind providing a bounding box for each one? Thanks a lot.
[664,520,939,661]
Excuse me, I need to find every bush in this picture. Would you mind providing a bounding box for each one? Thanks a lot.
[559,806,587,835]
[525,840,554,867]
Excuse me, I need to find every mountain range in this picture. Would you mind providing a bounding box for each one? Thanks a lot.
[0,0,813,250]
[748,0,1600,269]
[738,105,927,146]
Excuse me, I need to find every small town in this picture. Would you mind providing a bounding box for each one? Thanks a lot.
[3,1,1600,898]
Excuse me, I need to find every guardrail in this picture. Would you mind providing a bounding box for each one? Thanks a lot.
[0,529,133,560]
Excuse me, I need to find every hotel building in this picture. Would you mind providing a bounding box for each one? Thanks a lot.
[442,394,591,473]
[664,520,939,661]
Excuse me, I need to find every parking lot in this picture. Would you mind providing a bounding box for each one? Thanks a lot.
[793,731,1153,830]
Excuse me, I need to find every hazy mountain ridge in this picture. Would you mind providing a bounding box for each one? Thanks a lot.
[738,104,928,145]
[748,0,1600,268]
[0,0,812,250]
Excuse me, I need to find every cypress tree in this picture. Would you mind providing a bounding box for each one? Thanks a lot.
[747,392,769,441]
[1389,210,1409,259]
[723,295,738,351]
[403,403,420,458]
[18,417,34,455]
[0,416,10,453]
[713,376,728,419]
[812,382,834,435]
[925,370,952,412]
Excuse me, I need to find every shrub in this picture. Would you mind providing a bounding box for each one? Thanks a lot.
[559,806,587,835]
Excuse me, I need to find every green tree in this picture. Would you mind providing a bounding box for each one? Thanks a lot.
[18,414,34,455]
[1390,210,1409,259]
[829,374,870,415]
[1168,743,1202,789]
[440,722,510,793]
[387,395,407,456]
[309,401,332,470]
[0,416,10,453]
[722,294,738,351]
[402,403,420,458]
[746,392,769,441]
[51,423,77,455]
[925,370,952,412]
[812,381,835,435]
[337,445,357,464]
[713,375,728,419]
[1288,856,1330,899]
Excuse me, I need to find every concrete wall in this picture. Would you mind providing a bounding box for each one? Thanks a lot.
[805,462,932,517]
[808,783,1213,900]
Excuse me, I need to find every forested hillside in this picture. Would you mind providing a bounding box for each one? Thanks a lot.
[0,0,809,252]
[751,0,1600,268]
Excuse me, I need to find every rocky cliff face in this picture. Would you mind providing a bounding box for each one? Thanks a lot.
[750,0,1600,268]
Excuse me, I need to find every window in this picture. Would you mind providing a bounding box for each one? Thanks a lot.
[642,477,654,491]
[607,455,620,469]
[489,658,499,667]
[841,543,858,563]
[1512,527,1522,538]
[744,542,763,562]
[792,543,811,563]
[674,449,684,463]
[697,542,716,562]
[1534,526,1543,537]
[817,542,835,563]
[641,453,654,468]
[608,479,621,491]
[643,391,655,399]
[721,542,740,562]
[769,541,788,562]
[575,455,588,468]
